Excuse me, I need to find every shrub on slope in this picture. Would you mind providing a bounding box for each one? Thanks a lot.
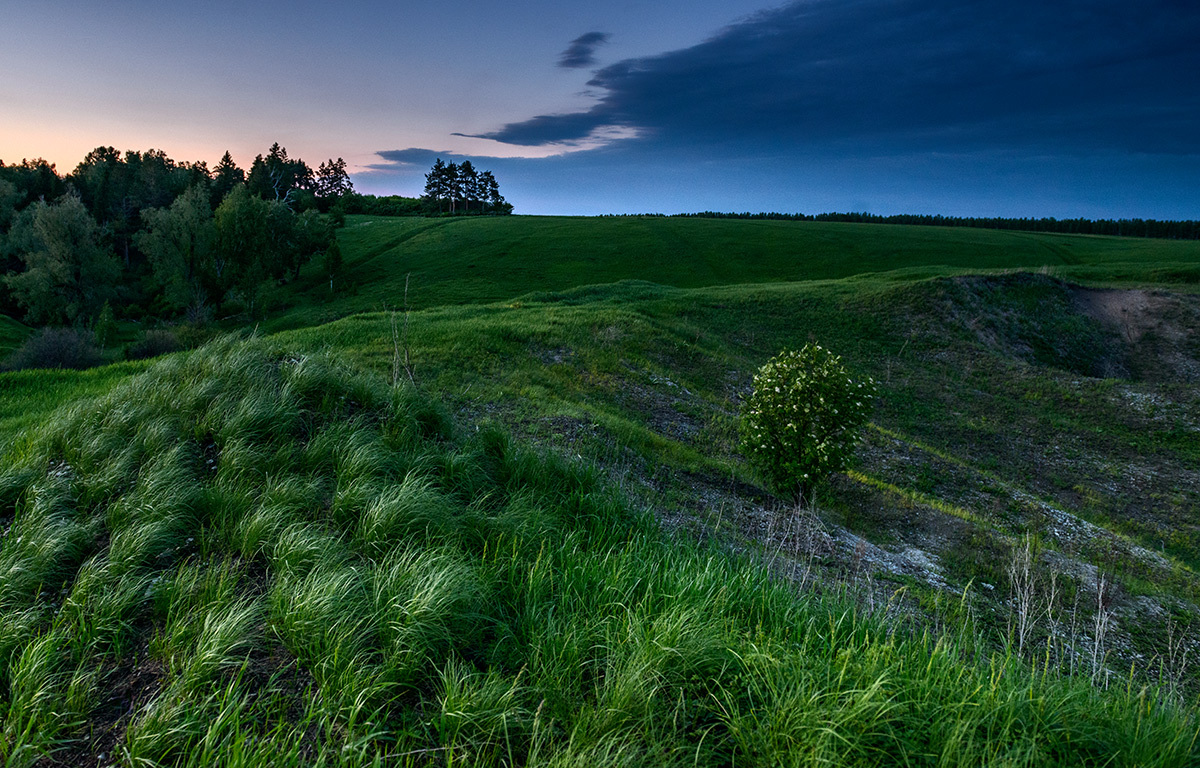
[0,339,1196,766]
[2,327,102,371]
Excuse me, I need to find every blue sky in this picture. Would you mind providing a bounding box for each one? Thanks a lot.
[3,0,1198,217]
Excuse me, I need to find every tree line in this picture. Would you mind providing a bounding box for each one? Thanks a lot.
[658,211,1200,240]
[0,144,355,327]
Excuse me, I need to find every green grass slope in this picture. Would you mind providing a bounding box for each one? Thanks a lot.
[277,271,1200,679]
[267,215,1200,330]
[5,218,1200,764]
[0,314,31,357]
[0,361,148,446]
[2,341,1196,766]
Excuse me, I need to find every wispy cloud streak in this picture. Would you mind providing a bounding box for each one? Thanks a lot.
[558,32,610,69]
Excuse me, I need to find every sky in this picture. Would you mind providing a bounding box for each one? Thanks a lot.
[2,0,1198,218]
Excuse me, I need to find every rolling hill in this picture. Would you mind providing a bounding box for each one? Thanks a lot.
[2,216,1200,765]
[265,214,1200,330]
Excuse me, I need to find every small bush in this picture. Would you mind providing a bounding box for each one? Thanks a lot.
[3,327,103,371]
[739,344,876,500]
[126,329,182,361]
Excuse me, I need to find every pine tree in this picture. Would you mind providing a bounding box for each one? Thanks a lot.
[480,171,508,214]
[458,161,480,213]
[445,162,462,214]
[315,157,354,202]
[423,158,448,213]
[422,161,510,216]
[246,143,312,205]
[211,151,244,206]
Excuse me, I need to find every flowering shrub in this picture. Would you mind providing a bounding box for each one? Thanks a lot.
[739,344,876,499]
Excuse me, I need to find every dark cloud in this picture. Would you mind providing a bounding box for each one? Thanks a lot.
[558,32,610,69]
[363,148,527,183]
[372,148,446,167]
[454,110,611,147]
[471,0,1200,155]
[367,148,518,174]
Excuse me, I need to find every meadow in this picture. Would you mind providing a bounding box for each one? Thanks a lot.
[267,215,1200,329]
[2,216,1200,765]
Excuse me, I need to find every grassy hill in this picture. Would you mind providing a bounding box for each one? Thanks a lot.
[3,216,1200,765]
[278,270,1200,622]
[266,215,1200,330]
[2,340,1196,767]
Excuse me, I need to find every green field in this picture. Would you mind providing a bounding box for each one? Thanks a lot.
[266,215,1200,329]
[3,216,1200,766]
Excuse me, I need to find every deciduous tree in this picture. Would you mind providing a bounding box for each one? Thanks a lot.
[136,184,216,312]
[0,158,64,206]
[214,184,270,308]
[0,179,22,234]
[4,194,119,324]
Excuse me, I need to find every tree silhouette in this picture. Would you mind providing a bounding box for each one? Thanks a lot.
[246,143,312,206]
[421,159,510,215]
[211,151,245,206]
[315,157,354,205]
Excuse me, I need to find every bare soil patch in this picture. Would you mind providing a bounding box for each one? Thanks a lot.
[1073,286,1200,381]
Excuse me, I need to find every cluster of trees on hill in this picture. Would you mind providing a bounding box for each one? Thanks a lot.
[422,159,511,215]
[0,144,354,328]
[657,211,1200,240]
[260,159,512,219]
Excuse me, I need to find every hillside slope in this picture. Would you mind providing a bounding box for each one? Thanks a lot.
[2,340,1196,766]
[4,218,1200,764]
[275,271,1200,690]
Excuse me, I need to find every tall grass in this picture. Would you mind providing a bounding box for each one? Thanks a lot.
[0,338,1195,765]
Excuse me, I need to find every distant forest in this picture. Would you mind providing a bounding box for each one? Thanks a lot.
[0,146,510,332]
[657,211,1200,240]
